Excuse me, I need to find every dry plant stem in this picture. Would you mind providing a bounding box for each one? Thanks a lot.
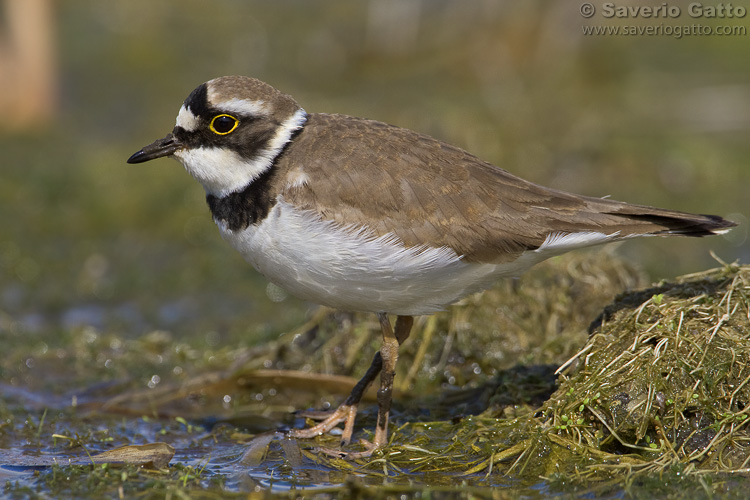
[289,314,414,456]
[401,315,436,391]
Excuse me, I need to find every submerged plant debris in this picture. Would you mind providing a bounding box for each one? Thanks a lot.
[3,252,750,498]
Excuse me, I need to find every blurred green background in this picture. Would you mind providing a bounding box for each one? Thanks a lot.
[1,0,748,347]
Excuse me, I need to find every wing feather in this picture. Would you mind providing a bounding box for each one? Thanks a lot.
[276,113,734,263]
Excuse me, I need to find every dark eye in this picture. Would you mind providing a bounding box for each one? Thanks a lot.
[210,114,239,135]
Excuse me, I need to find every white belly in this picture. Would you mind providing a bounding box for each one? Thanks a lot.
[215,200,556,315]
[213,199,607,315]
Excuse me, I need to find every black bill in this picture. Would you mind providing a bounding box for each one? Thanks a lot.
[127,133,181,164]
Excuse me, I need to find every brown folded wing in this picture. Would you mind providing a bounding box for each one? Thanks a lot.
[277,114,733,263]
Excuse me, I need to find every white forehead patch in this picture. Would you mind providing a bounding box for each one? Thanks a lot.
[175,105,200,132]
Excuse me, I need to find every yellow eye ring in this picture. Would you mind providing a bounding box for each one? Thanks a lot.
[210,114,239,135]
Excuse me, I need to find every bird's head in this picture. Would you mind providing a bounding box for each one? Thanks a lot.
[127,76,307,197]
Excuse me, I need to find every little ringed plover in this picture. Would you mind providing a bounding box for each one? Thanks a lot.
[128,76,736,458]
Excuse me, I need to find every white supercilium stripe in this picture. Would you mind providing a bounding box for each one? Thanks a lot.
[218,98,271,116]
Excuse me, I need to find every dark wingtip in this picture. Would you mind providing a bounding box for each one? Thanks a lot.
[666,213,738,237]
[621,212,738,237]
[699,214,738,236]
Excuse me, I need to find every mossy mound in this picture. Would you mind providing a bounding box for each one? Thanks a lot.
[543,262,750,476]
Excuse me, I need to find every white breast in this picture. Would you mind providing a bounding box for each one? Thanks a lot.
[214,199,591,315]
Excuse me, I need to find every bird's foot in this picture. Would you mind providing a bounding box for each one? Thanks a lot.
[316,438,380,459]
[288,402,359,446]
[288,403,390,459]
[286,315,414,460]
